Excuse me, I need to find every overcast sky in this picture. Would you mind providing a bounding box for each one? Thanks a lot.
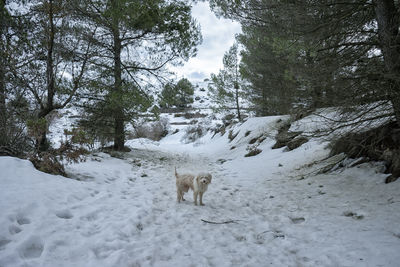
[170,2,241,83]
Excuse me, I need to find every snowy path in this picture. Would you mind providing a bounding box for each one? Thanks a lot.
[1,132,400,266]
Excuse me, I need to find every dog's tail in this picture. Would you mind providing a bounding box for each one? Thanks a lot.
[174,166,178,178]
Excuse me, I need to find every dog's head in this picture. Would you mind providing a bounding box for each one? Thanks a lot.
[197,173,212,185]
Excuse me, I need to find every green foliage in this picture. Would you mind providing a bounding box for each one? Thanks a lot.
[208,42,243,120]
[159,78,194,108]
[238,25,299,115]
[159,83,177,108]
[176,78,195,107]
[27,118,47,141]
[63,128,94,150]
[79,83,153,147]
[76,0,201,150]
[210,0,400,125]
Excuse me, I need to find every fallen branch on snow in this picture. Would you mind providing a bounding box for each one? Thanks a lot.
[201,219,239,224]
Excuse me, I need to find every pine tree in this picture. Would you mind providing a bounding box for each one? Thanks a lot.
[9,0,96,151]
[160,78,194,109]
[210,0,400,126]
[208,42,243,120]
[76,0,201,150]
[1,1,36,154]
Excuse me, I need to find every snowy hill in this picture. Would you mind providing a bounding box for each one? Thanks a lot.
[1,116,400,266]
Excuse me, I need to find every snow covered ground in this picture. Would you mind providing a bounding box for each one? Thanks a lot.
[1,116,400,266]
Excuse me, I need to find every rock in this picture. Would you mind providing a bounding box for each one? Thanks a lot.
[385,175,399,184]
[286,136,309,151]
[272,131,301,149]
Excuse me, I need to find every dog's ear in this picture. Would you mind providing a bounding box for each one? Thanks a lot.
[208,174,212,183]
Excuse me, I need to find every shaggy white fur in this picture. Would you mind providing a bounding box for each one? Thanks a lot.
[175,167,212,206]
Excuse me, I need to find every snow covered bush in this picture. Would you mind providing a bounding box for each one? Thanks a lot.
[245,145,262,157]
[182,124,206,143]
[133,117,169,141]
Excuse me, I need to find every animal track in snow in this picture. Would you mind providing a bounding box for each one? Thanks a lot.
[0,238,11,250]
[80,210,101,222]
[9,225,22,235]
[55,209,73,219]
[18,236,44,259]
[290,217,305,224]
[16,215,31,225]
[343,211,364,220]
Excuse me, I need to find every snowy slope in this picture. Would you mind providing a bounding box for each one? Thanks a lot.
[1,116,400,266]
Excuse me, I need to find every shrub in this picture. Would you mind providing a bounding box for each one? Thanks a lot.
[182,124,206,143]
[30,152,67,176]
[228,130,239,142]
[133,118,169,141]
[0,121,31,157]
[245,148,262,157]
[27,118,48,151]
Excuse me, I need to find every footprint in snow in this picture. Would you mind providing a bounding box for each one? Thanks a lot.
[16,215,31,226]
[107,176,117,182]
[55,209,73,219]
[290,217,305,224]
[18,236,44,259]
[80,211,99,222]
[343,211,364,220]
[0,238,12,250]
[89,190,100,197]
[9,225,22,235]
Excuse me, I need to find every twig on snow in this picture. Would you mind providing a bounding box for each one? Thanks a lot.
[201,219,239,224]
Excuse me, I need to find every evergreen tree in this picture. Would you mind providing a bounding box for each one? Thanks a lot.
[76,0,201,150]
[1,1,39,154]
[8,0,96,150]
[208,42,244,119]
[160,78,194,109]
[237,27,299,115]
[210,0,400,126]
[175,78,194,108]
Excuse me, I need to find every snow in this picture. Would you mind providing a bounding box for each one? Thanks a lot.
[1,116,400,266]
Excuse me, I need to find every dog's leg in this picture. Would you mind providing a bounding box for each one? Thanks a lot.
[177,189,182,203]
[199,192,205,206]
[193,191,198,206]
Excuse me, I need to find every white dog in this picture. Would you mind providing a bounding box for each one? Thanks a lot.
[175,167,212,206]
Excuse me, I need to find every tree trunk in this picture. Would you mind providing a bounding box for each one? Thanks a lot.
[111,2,125,151]
[46,0,55,110]
[373,0,400,125]
[0,0,7,145]
[234,82,241,121]
[36,0,56,152]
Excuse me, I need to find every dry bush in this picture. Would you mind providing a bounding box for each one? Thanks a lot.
[245,146,262,157]
[182,124,206,143]
[183,112,207,119]
[228,130,239,142]
[30,152,67,176]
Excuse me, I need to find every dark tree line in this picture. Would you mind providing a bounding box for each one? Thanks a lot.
[1,0,201,154]
[209,0,400,127]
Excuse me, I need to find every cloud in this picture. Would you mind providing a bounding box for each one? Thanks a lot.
[187,71,207,81]
[171,2,241,83]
